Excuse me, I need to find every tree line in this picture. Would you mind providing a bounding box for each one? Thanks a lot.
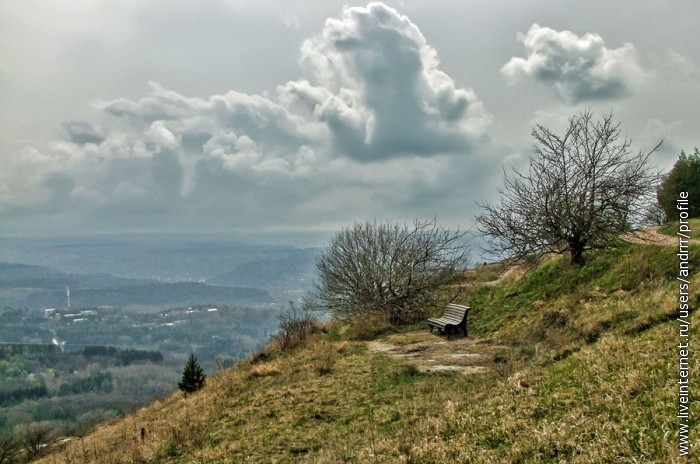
[82,346,164,365]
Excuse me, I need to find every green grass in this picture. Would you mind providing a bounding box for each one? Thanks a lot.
[38,242,700,463]
[659,218,700,239]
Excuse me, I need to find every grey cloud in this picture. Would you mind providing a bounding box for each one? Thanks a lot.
[181,132,212,154]
[2,2,497,234]
[208,92,320,153]
[150,149,184,200]
[98,82,203,122]
[97,4,489,165]
[77,153,185,225]
[501,24,646,104]
[62,121,105,145]
[43,173,76,212]
[101,83,322,155]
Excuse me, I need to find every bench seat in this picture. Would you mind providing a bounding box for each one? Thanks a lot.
[427,303,470,339]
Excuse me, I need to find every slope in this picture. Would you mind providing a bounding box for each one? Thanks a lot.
[35,241,699,463]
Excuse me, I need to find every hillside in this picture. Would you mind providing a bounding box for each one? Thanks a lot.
[35,241,699,463]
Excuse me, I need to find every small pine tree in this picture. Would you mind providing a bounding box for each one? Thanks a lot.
[178,354,206,395]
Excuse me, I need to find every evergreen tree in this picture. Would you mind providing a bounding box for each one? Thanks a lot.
[657,148,700,221]
[178,354,206,395]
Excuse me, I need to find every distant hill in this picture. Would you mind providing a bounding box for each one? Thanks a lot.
[209,248,318,288]
[0,262,154,291]
[0,263,62,281]
[24,282,269,309]
[0,262,268,309]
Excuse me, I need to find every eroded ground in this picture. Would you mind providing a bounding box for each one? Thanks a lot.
[368,330,509,375]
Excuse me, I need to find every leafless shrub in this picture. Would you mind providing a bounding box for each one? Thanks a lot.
[276,301,317,351]
[314,219,469,325]
[253,301,319,361]
[19,423,53,460]
[0,434,19,464]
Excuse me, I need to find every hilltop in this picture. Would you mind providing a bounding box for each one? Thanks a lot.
[35,239,699,463]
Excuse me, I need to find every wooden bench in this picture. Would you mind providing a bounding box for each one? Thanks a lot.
[427,304,470,339]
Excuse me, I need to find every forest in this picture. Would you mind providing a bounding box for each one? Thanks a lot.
[0,302,281,438]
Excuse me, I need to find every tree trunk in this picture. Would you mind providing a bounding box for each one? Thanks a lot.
[568,240,585,266]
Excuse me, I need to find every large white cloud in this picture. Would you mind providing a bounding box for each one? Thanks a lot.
[284,2,490,161]
[501,24,647,104]
[0,2,498,235]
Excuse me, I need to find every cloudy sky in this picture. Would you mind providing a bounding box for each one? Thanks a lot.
[1,0,698,237]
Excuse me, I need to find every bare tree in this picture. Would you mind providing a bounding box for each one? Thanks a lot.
[0,434,19,464]
[314,219,469,324]
[20,423,53,460]
[477,111,660,266]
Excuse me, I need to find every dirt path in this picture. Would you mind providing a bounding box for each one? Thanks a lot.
[368,331,509,376]
[622,227,700,246]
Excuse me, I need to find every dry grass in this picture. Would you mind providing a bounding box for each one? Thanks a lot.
[247,363,281,380]
[341,311,393,340]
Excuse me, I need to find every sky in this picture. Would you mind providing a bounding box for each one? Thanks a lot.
[1,0,698,237]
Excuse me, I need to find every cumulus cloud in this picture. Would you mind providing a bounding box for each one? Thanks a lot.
[1,2,498,234]
[285,2,489,161]
[501,24,647,103]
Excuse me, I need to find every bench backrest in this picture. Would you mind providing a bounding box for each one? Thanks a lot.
[443,304,470,321]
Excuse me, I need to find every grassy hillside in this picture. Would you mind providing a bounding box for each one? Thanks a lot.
[35,242,699,463]
[659,218,700,240]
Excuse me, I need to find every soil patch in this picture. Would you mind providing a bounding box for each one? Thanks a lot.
[368,331,509,375]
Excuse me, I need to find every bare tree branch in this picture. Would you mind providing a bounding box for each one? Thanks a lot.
[477,111,661,266]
